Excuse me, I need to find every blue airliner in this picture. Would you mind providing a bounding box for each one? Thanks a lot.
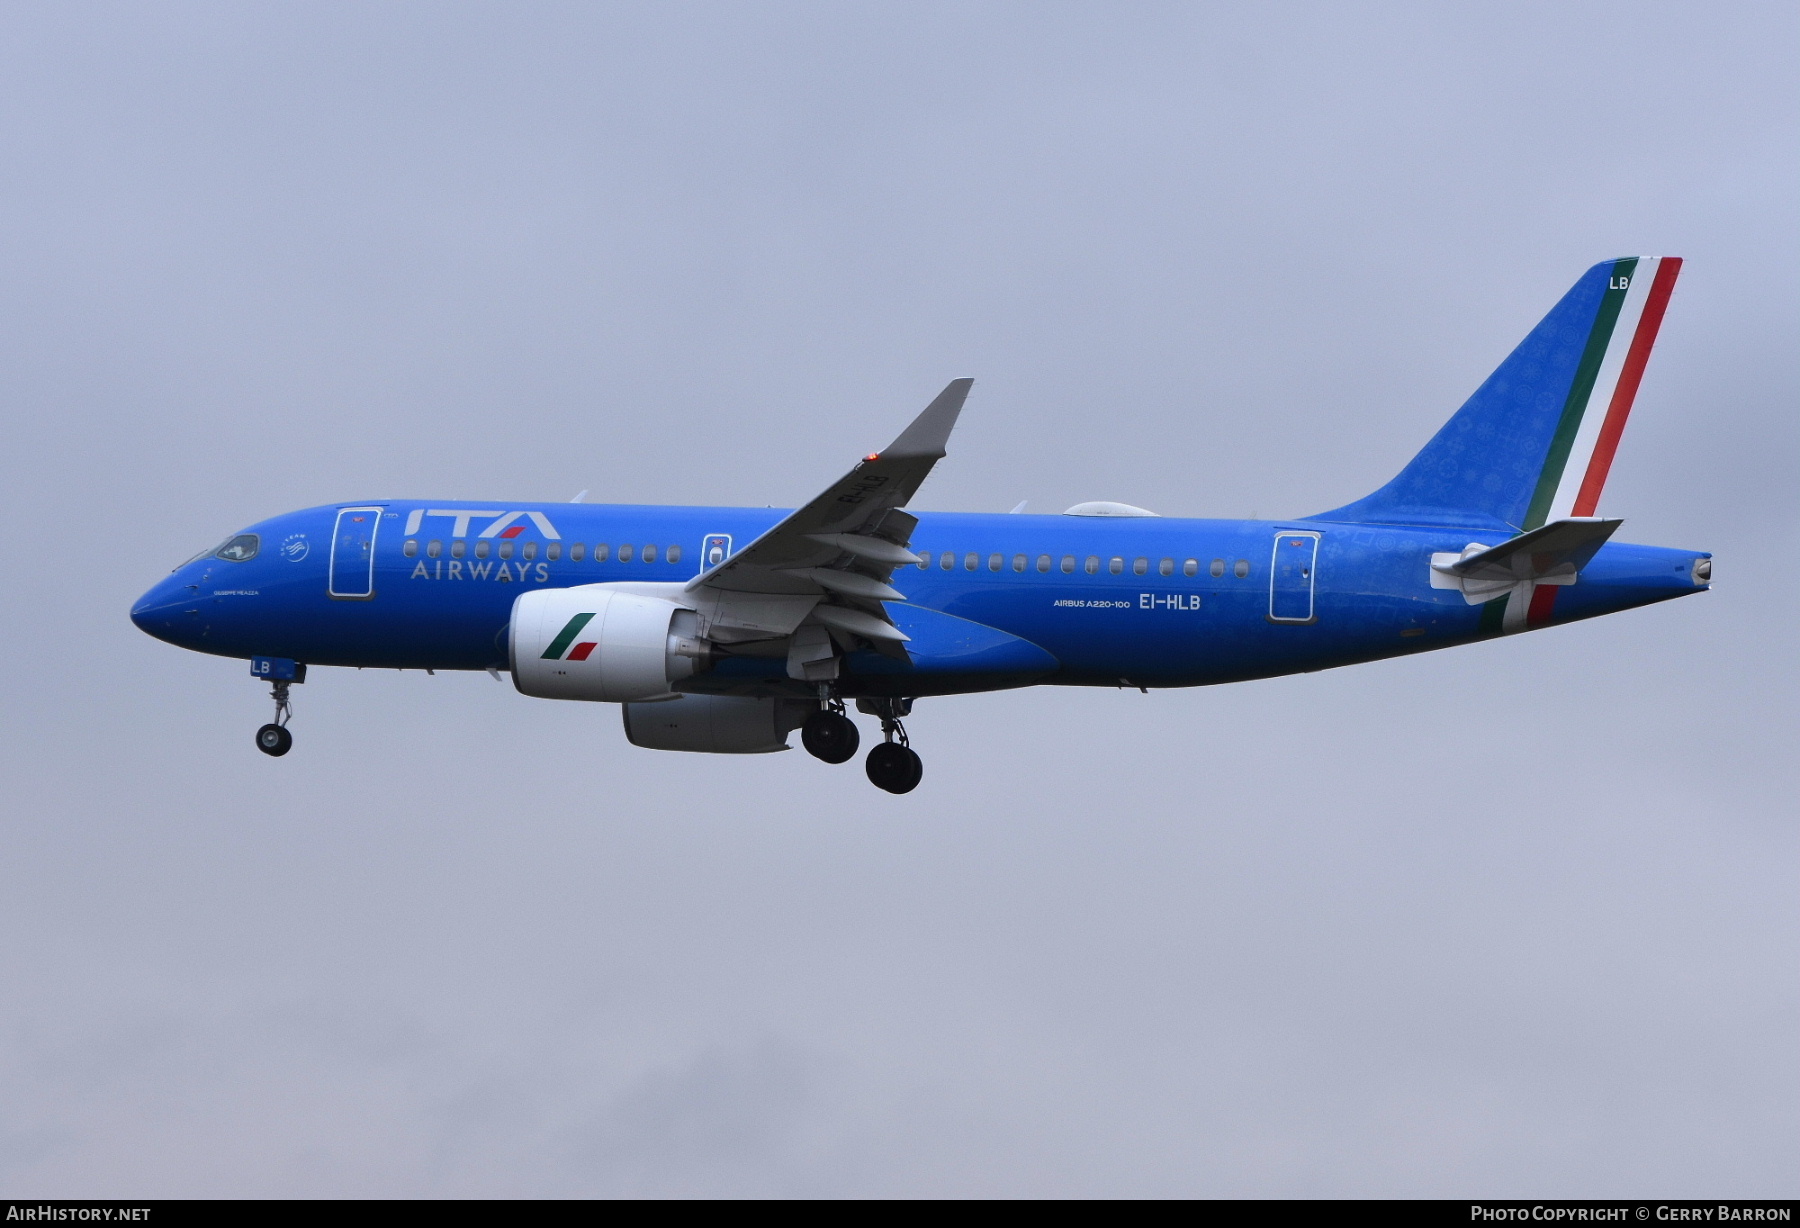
[132,258,1709,792]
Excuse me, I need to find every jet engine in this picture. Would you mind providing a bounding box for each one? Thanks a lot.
[623,695,812,754]
[510,585,710,702]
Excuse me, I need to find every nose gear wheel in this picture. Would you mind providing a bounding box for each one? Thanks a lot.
[256,679,295,757]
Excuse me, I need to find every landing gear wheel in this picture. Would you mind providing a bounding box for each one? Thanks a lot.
[255,723,292,757]
[801,710,860,764]
[865,742,922,794]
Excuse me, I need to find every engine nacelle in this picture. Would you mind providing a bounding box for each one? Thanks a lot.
[509,584,709,702]
[622,695,812,754]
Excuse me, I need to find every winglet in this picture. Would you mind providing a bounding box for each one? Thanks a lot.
[880,378,973,460]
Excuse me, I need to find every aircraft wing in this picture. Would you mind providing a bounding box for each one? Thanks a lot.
[681,379,973,655]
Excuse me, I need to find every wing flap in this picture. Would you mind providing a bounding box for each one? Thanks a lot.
[782,567,907,601]
[812,604,910,643]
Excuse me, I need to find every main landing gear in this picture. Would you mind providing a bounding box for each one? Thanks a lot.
[800,691,860,763]
[801,689,923,793]
[860,697,922,795]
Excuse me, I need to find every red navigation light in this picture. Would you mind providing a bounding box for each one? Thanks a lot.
[864,453,880,462]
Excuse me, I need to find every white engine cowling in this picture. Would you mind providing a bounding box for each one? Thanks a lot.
[622,695,811,754]
[510,584,709,701]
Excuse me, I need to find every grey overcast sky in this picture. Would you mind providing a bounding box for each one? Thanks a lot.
[0,1,1794,1198]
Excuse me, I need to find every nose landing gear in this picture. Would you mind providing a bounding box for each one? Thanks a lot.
[249,656,305,757]
[859,698,922,794]
[255,680,294,757]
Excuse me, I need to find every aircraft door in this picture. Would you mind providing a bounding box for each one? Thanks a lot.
[1268,531,1320,623]
[328,506,383,600]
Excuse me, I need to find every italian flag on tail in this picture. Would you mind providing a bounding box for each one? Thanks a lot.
[1488,255,1682,634]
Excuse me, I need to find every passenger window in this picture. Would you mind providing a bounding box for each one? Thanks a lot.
[1233,559,1250,578]
[426,540,443,559]
[964,552,978,571]
[1109,557,1124,575]
[1037,554,1052,573]
[595,544,610,561]
[916,551,932,569]
[1133,557,1148,575]
[1012,554,1027,572]
[214,534,259,562]
[544,543,559,561]
[984,553,999,571]
[1061,555,1075,573]
[941,552,954,570]
[643,544,657,563]
[474,540,490,559]
[498,540,514,559]
[1182,559,1197,577]
[403,539,418,558]
[1159,558,1174,576]
[1085,556,1100,574]
[667,544,682,564]
[569,542,585,561]
[451,540,466,559]
[1210,558,1225,577]
[523,541,538,561]
[618,544,633,562]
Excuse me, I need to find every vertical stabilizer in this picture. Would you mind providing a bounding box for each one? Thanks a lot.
[1314,257,1681,531]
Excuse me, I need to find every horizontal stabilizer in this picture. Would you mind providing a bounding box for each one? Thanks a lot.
[1431,517,1621,603]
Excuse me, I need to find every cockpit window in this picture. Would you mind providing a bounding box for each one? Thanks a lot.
[214,534,260,563]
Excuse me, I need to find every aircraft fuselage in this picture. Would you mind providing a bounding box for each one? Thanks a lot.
[131,500,1707,694]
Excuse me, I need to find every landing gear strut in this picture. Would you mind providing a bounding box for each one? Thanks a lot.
[255,679,294,757]
[860,698,922,794]
[800,687,859,764]
[250,657,305,757]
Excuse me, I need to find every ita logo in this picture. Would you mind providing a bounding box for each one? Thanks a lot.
[279,533,310,562]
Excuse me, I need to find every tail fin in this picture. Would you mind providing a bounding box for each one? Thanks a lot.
[1314,257,1682,531]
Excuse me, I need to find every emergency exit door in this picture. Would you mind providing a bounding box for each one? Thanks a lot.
[1268,531,1320,623]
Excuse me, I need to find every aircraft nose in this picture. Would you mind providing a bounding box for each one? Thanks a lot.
[129,594,161,635]
[130,578,196,645]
